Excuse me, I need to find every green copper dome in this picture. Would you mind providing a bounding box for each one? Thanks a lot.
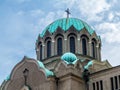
[40,18,94,37]
[61,52,78,64]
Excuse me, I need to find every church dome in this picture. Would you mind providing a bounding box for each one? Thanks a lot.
[40,18,94,37]
[61,52,78,64]
[36,17,101,63]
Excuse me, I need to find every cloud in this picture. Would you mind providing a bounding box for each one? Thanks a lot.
[54,0,77,9]
[15,0,31,3]
[17,9,44,17]
[95,22,120,43]
[30,9,44,17]
[35,10,67,33]
[0,9,59,84]
[0,10,37,84]
[16,9,66,34]
[77,0,110,21]
[102,42,120,66]
[54,0,111,22]
[108,12,114,21]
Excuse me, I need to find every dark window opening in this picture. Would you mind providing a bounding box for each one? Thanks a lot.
[100,80,103,90]
[92,42,96,58]
[82,38,87,55]
[93,80,104,90]
[40,45,42,60]
[119,75,120,88]
[110,77,114,90]
[70,37,75,53]
[115,76,118,89]
[96,82,99,90]
[93,83,95,90]
[57,38,62,55]
[47,41,51,57]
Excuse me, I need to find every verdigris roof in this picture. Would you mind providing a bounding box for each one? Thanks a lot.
[40,18,95,37]
[61,52,78,64]
[37,61,54,77]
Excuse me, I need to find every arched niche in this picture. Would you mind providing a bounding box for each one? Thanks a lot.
[54,34,64,56]
[80,35,89,56]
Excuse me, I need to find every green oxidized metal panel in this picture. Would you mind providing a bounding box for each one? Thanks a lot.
[61,52,78,64]
[37,61,54,77]
[40,18,95,37]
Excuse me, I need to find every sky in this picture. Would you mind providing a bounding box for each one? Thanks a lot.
[0,0,120,85]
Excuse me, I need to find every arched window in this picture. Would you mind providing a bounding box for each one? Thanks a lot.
[70,37,75,53]
[47,41,51,57]
[82,38,87,55]
[92,42,95,58]
[57,38,62,55]
[91,39,97,58]
[40,44,42,60]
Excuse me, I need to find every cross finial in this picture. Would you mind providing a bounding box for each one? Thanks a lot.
[65,8,71,18]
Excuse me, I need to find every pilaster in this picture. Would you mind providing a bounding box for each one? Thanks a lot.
[88,40,92,57]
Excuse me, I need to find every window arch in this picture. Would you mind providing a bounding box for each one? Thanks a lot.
[70,36,75,53]
[47,41,51,57]
[40,44,42,60]
[82,38,87,55]
[57,37,62,55]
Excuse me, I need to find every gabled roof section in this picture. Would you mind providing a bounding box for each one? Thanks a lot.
[40,18,95,37]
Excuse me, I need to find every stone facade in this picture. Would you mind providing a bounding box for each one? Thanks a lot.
[89,65,120,90]
[36,26,101,61]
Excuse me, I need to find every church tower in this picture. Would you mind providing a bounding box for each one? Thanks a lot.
[35,17,101,70]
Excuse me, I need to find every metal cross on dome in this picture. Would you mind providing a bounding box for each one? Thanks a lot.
[65,8,71,18]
